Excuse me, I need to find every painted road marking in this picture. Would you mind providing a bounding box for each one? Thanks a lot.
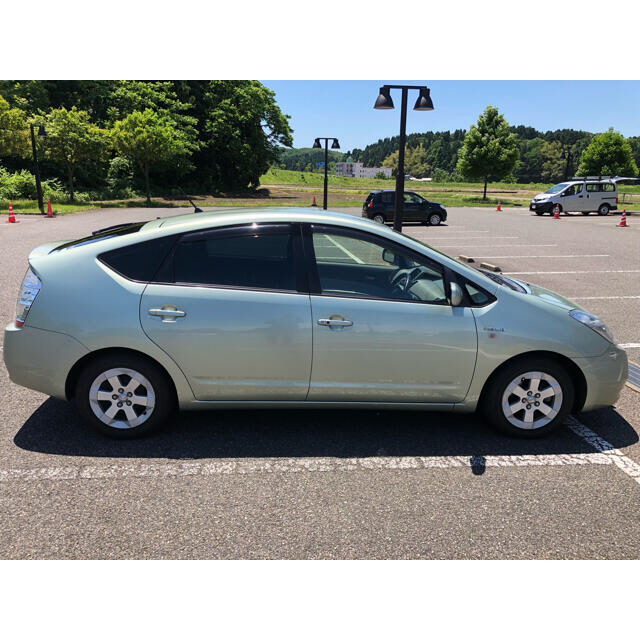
[430,244,558,248]
[506,270,640,275]
[323,234,364,264]
[619,343,640,349]
[567,417,640,486]
[571,296,640,300]
[0,418,636,485]
[474,255,610,259]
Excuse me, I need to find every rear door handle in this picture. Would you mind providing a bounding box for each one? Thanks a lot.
[149,307,186,322]
[318,317,353,327]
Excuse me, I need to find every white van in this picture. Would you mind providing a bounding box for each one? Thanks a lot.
[530,176,622,216]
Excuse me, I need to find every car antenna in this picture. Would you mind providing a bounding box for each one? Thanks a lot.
[176,185,203,213]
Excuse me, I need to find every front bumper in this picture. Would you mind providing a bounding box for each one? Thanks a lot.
[530,201,553,213]
[3,323,89,399]
[574,344,628,411]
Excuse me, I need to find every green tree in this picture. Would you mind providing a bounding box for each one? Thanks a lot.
[172,81,293,191]
[42,107,109,201]
[577,128,638,177]
[382,144,431,178]
[455,106,519,198]
[0,95,29,158]
[111,109,196,204]
[540,141,565,183]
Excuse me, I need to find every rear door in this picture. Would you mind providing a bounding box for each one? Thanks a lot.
[140,223,312,401]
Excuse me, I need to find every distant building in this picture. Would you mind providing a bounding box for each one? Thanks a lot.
[335,162,392,179]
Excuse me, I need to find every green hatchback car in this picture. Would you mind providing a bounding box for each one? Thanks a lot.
[4,208,627,438]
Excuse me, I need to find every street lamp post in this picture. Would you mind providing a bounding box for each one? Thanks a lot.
[313,137,340,210]
[374,84,433,232]
[29,123,47,214]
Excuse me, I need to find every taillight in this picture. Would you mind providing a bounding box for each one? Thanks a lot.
[368,201,373,208]
[616,196,619,204]
[15,267,41,328]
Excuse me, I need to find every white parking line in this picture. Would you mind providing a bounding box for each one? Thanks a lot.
[567,417,640,486]
[431,244,558,248]
[0,418,636,485]
[619,343,640,349]
[474,255,610,259]
[571,296,640,300]
[324,234,364,264]
[506,270,640,275]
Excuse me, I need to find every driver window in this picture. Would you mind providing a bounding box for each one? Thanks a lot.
[311,229,447,304]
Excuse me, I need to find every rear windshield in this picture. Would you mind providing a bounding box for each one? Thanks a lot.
[50,222,146,252]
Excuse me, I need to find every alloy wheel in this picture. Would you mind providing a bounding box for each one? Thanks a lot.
[501,371,563,430]
[89,367,156,429]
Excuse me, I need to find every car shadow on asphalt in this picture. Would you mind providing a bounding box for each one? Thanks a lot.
[13,398,639,461]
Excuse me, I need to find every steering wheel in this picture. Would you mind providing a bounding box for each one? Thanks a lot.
[390,267,421,298]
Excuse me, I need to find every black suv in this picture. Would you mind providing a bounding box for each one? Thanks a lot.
[362,190,447,225]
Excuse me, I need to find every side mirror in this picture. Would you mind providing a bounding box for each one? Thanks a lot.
[382,248,396,264]
[450,282,464,307]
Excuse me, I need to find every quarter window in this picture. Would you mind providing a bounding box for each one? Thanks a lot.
[172,224,298,291]
[311,227,447,304]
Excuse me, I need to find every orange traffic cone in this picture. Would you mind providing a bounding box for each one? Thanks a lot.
[45,200,55,218]
[6,203,17,223]
[311,196,318,207]
[553,204,561,220]
[496,201,501,211]
[617,210,629,228]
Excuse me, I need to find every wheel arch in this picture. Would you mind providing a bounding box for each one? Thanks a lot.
[478,350,587,413]
[65,347,178,406]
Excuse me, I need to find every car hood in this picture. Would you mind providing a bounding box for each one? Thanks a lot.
[532,192,552,201]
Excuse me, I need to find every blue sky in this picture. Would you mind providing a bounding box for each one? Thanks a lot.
[261,81,640,152]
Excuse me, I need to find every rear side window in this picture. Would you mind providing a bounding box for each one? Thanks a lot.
[602,183,615,192]
[382,192,394,204]
[172,224,298,292]
[99,235,177,282]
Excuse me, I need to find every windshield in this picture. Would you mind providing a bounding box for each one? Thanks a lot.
[545,183,570,194]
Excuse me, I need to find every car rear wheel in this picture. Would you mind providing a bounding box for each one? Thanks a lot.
[482,357,574,438]
[372,213,386,224]
[75,353,175,438]
[428,213,442,226]
[598,204,610,216]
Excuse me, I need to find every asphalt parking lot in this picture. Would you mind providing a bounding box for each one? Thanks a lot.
[1,205,639,559]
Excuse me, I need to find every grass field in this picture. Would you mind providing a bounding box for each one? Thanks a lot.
[3,169,639,215]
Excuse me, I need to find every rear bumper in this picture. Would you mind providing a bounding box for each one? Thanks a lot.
[3,323,89,399]
[574,344,628,411]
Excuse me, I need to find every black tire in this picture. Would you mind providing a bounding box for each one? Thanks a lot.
[481,357,574,438]
[598,204,610,216]
[428,213,442,226]
[75,353,175,438]
[372,213,386,224]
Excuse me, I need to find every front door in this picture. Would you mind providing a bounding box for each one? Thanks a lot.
[305,225,478,403]
[140,223,312,401]
[561,182,584,212]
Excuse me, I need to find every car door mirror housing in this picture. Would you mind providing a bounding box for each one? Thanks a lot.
[382,248,397,264]
[450,282,464,307]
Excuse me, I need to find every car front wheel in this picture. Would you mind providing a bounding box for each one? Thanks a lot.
[482,357,574,438]
[75,353,175,438]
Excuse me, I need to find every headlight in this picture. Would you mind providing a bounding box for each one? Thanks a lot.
[569,309,615,344]
[15,267,41,328]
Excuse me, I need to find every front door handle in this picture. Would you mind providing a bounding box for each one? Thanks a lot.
[318,317,353,327]
[149,307,187,322]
